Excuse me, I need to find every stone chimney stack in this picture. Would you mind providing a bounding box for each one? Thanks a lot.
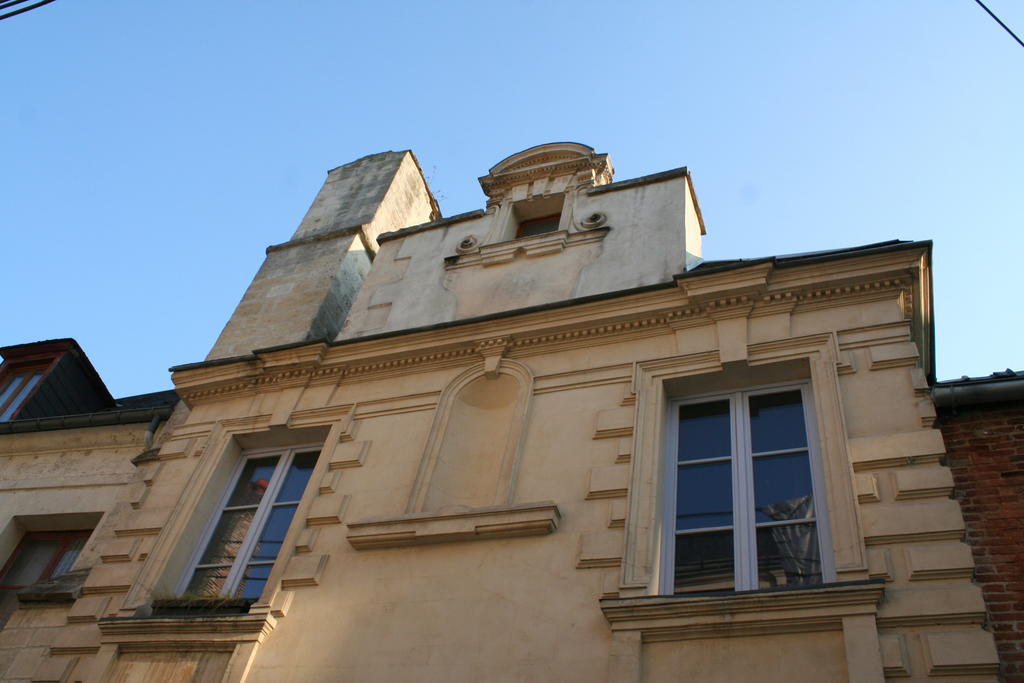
[207,151,439,360]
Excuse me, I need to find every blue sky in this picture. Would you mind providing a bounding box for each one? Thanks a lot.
[2,1,1022,397]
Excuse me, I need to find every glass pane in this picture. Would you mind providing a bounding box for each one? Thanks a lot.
[756,523,822,588]
[674,530,734,593]
[678,400,731,462]
[226,457,279,507]
[186,566,230,596]
[0,374,26,412]
[0,538,60,586]
[748,390,807,453]
[1,372,42,421]
[51,536,88,577]
[275,451,318,502]
[250,505,297,561]
[198,509,255,565]
[676,461,733,530]
[753,453,815,524]
[517,216,560,237]
[235,564,272,600]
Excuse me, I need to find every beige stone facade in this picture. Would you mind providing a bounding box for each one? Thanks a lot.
[0,414,179,683]
[0,143,1000,681]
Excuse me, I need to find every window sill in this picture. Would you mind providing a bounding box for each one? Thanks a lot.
[600,580,884,641]
[444,228,608,270]
[16,568,89,604]
[346,501,560,550]
[150,596,255,617]
[98,611,276,648]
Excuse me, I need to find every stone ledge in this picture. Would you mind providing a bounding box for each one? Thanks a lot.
[599,580,884,641]
[97,613,276,651]
[445,229,608,270]
[17,568,88,604]
[346,501,560,550]
[875,584,986,628]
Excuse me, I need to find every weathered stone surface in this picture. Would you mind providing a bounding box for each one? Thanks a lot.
[17,568,88,604]
[208,151,437,360]
[339,143,704,339]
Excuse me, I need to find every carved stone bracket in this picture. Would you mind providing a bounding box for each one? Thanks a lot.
[475,337,510,378]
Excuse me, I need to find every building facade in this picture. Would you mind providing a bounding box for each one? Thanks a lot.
[0,143,1003,681]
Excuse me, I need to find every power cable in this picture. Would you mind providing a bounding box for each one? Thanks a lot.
[972,0,1024,49]
[0,0,58,22]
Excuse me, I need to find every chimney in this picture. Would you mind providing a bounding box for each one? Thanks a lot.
[207,151,439,360]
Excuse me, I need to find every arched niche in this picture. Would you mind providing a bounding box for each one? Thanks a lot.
[407,360,533,513]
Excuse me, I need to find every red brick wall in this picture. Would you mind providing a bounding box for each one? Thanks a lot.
[941,403,1024,682]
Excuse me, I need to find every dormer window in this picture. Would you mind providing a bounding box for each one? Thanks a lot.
[0,339,117,422]
[0,369,45,421]
[511,194,565,240]
[517,214,561,239]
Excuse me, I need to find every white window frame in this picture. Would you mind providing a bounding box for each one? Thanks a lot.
[0,369,45,422]
[659,381,835,594]
[178,443,320,597]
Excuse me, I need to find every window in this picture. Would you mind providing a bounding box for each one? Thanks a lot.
[0,369,45,421]
[509,193,565,240]
[182,446,319,600]
[0,530,90,625]
[663,384,832,594]
[516,214,561,238]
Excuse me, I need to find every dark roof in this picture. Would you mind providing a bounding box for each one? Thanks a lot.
[681,240,924,279]
[0,337,115,409]
[113,389,179,410]
[934,369,1023,387]
[932,369,1024,409]
[0,338,179,434]
[0,403,176,434]
[0,389,180,433]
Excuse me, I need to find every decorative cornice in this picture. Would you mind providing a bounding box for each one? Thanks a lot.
[677,263,772,303]
[501,151,590,173]
[171,270,915,406]
[176,347,477,406]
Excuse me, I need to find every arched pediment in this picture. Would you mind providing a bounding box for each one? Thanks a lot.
[479,142,613,200]
[488,142,597,176]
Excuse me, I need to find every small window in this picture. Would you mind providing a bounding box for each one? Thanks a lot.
[182,446,319,600]
[510,193,565,241]
[0,369,45,421]
[664,385,831,594]
[516,214,561,239]
[0,530,90,625]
